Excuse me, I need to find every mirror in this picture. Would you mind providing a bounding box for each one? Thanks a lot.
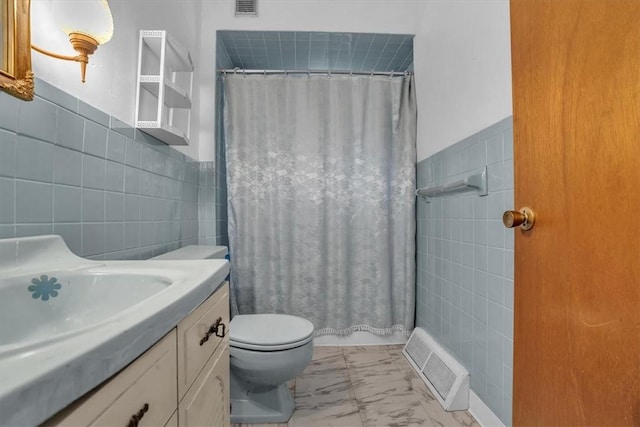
[0,0,33,101]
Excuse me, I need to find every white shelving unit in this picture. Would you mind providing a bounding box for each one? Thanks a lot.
[135,30,194,146]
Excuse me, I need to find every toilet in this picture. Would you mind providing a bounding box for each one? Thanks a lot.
[229,313,313,423]
[151,245,314,424]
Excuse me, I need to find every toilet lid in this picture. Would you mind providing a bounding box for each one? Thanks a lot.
[230,314,314,349]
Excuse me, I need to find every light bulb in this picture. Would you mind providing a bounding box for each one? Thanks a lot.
[52,0,114,45]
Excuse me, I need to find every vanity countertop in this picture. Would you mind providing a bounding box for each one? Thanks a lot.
[0,235,229,427]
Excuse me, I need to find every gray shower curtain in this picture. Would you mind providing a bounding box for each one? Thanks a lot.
[223,73,416,335]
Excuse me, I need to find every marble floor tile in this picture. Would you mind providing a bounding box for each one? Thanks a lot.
[303,347,348,376]
[295,369,356,409]
[358,400,439,427]
[312,346,344,359]
[385,344,405,356]
[232,424,288,427]
[289,400,363,427]
[418,398,481,427]
[342,346,396,372]
[230,345,478,427]
[388,355,440,404]
[350,371,417,405]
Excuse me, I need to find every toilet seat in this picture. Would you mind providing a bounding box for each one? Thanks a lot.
[230,314,314,351]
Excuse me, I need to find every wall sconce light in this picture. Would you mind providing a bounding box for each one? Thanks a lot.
[31,0,113,83]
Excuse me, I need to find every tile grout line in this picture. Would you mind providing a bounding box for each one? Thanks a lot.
[340,346,368,427]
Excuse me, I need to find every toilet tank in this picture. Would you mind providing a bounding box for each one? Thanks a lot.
[151,245,228,260]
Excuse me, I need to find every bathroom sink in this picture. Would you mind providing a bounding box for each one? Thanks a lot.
[0,269,172,354]
[0,235,230,427]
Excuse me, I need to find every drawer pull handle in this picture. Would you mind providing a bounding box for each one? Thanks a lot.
[199,317,226,345]
[127,403,149,427]
[215,322,226,338]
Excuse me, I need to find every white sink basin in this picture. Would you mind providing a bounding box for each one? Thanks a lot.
[0,235,229,426]
[0,269,172,354]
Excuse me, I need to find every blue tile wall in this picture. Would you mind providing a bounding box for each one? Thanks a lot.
[216,36,234,70]
[0,79,201,260]
[217,31,413,72]
[416,117,514,426]
[197,162,216,246]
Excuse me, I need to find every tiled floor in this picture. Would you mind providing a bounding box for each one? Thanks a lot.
[233,345,479,427]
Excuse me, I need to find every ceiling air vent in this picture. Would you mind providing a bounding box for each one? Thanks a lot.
[235,0,257,16]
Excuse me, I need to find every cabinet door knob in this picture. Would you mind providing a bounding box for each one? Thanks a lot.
[503,207,536,231]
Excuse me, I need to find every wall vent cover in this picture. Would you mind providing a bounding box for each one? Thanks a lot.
[235,0,257,16]
[402,327,469,411]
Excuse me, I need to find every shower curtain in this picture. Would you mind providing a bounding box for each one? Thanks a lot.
[223,73,416,335]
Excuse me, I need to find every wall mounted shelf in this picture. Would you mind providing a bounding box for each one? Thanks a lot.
[140,77,192,109]
[135,30,193,146]
[134,122,190,146]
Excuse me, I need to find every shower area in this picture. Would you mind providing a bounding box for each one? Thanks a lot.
[213,31,416,337]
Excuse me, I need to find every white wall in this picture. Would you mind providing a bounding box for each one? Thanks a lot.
[30,0,427,161]
[413,0,513,162]
[31,0,203,159]
[30,0,513,163]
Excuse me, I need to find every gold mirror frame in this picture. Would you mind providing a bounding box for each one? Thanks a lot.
[0,0,34,101]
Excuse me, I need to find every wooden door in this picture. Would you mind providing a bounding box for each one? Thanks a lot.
[510,1,640,425]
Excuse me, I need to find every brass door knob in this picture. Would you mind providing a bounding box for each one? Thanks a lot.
[503,207,535,231]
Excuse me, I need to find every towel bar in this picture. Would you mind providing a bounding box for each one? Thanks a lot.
[415,166,488,201]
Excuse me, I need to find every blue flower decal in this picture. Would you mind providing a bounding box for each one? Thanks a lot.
[28,275,62,301]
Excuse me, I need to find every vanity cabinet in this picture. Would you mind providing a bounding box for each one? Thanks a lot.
[135,30,193,146]
[177,283,230,426]
[44,284,230,427]
[43,330,178,427]
[179,344,229,427]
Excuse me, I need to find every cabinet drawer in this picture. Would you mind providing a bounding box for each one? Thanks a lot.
[44,330,177,427]
[178,343,230,427]
[177,283,229,399]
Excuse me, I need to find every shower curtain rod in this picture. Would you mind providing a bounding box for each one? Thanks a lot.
[217,68,412,77]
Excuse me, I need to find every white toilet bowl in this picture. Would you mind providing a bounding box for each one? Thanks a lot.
[151,246,315,424]
[229,314,314,424]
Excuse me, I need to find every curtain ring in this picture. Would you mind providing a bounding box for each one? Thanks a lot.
[349,70,353,79]
[328,69,331,78]
[242,69,246,78]
[390,70,394,79]
[370,70,374,79]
